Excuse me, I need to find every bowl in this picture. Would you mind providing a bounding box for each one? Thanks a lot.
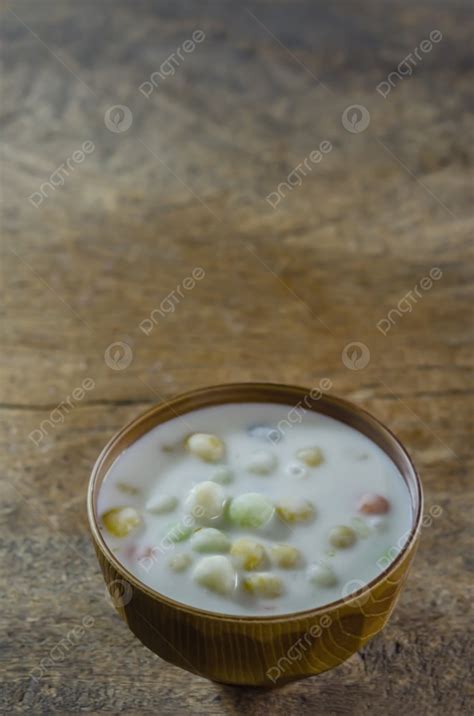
[87,382,422,686]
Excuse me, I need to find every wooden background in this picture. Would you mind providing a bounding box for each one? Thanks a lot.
[1,1,473,713]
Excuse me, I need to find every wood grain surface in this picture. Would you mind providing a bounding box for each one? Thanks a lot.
[1,1,473,713]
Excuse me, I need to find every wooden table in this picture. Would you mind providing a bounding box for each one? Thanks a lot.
[2,1,472,713]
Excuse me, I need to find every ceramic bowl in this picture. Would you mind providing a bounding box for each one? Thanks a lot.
[87,383,422,686]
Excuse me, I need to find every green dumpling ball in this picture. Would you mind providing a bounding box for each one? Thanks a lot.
[228,493,274,528]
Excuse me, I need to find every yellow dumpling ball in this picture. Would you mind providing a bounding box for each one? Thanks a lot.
[230,538,266,570]
[102,507,141,538]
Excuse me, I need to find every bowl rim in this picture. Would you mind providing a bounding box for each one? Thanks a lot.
[87,381,423,623]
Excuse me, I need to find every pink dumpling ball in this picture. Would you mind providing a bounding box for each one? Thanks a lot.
[358,493,390,515]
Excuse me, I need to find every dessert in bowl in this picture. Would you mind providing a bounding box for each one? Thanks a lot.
[88,383,422,686]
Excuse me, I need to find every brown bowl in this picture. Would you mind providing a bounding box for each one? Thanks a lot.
[87,383,423,686]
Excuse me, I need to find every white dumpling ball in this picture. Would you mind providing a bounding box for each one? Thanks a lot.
[193,555,236,595]
[245,450,277,475]
[185,481,226,522]
[186,433,225,462]
[146,494,178,514]
[307,562,337,587]
[191,528,231,553]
